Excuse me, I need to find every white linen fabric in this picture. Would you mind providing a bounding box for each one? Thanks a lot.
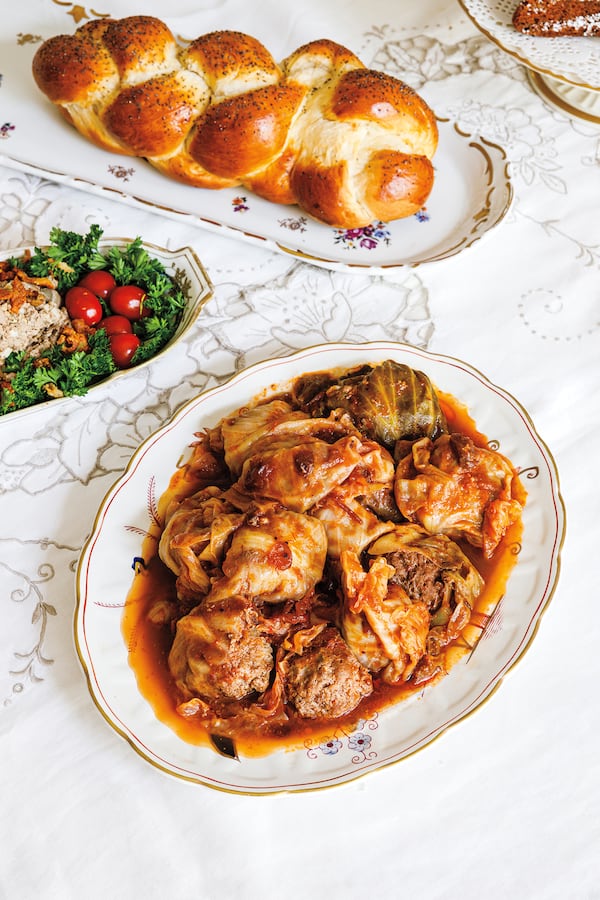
[1,1,599,898]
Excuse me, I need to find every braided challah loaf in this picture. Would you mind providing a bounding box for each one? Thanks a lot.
[32,16,439,228]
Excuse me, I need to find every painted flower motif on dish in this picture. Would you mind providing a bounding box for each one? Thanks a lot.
[333,221,392,250]
[232,196,250,213]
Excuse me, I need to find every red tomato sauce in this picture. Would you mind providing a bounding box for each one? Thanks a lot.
[121,388,525,758]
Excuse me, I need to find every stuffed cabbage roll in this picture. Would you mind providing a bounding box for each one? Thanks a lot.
[158,487,243,597]
[281,624,373,718]
[394,433,525,558]
[232,434,366,513]
[367,523,483,617]
[217,398,359,477]
[367,524,483,644]
[310,438,398,558]
[217,400,307,476]
[340,551,430,684]
[292,359,447,449]
[169,596,274,706]
[208,504,327,605]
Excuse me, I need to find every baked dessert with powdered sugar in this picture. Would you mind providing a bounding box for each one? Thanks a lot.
[513,0,600,35]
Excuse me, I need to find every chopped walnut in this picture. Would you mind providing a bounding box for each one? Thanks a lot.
[43,383,64,399]
[57,324,90,354]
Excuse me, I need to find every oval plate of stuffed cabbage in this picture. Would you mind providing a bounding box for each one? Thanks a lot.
[75,341,564,793]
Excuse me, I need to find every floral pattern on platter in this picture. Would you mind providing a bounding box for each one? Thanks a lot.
[48,1,99,26]
[306,715,379,764]
[108,164,135,183]
[334,221,392,250]
[16,32,43,46]
[278,215,308,233]
[232,196,249,213]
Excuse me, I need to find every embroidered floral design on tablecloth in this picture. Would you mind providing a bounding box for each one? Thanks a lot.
[232,196,249,212]
[449,101,568,194]
[2,538,79,707]
[518,287,600,340]
[0,392,171,493]
[193,262,434,374]
[517,209,600,268]
[582,138,600,168]
[1,123,15,139]
[0,172,113,248]
[364,30,521,90]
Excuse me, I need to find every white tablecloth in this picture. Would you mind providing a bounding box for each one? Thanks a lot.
[1,1,599,898]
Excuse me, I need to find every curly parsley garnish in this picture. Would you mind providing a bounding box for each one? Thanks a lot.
[1,226,189,416]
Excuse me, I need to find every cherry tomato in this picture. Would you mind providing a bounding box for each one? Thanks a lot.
[65,286,103,326]
[109,284,148,320]
[98,315,133,336]
[78,269,117,299]
[109,333,141,368]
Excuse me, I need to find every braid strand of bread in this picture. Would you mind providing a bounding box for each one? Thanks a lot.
[32,16,438,228]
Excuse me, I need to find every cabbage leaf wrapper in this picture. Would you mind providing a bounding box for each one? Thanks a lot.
[291,359,447,449]
[340,523,484,685]
[394,433,526,559]
[367,524,484,628]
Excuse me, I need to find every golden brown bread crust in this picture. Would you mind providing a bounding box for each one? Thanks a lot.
[32,16,439,228]
[190,83,306,180]
[361,151,435,223]
[184,30,282,93]
[31,20,113,105]
[104,72,206,158]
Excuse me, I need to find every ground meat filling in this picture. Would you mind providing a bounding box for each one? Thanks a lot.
[284,626,373,718]
[385,549,445,612]
[168,598,274,706]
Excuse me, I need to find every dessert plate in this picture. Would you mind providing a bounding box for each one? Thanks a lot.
[0,21,512,272]
[459,0,600,121]
[75,341,565,794]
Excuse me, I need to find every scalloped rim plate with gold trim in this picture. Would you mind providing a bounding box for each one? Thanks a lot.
[458,0,600,122]
[0,22,512,272]
[75,341,565,794]
[459,0,600,88]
